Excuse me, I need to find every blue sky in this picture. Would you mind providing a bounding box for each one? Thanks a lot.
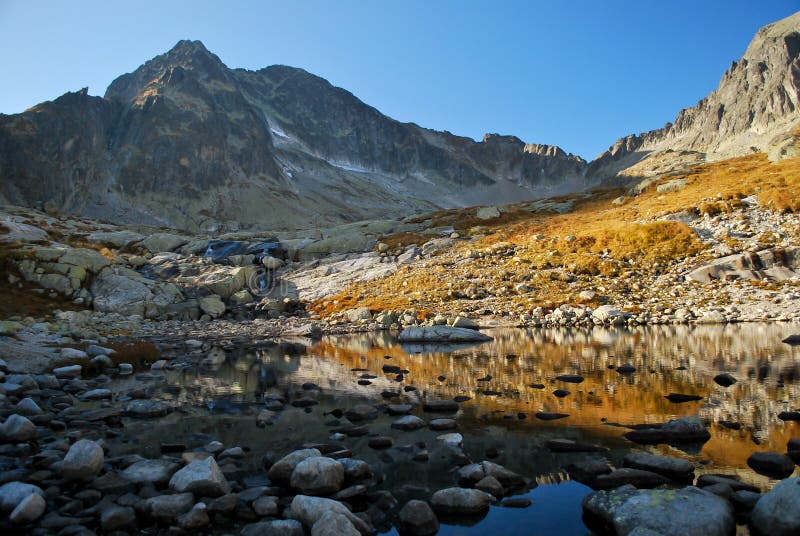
[1,1,798,159]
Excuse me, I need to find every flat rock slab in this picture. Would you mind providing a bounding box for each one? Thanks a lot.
[398,326,493,343]
[622,453,694,482]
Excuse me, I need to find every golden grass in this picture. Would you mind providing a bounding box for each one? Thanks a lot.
[312,151,800,317]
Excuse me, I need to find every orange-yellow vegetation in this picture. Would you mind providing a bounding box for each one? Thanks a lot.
[314,152,800,318]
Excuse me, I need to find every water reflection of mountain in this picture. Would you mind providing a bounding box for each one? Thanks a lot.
[153,323,799,476]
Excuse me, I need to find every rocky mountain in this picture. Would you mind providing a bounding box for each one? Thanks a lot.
[0,41,588,232]
[589,11,800,180]
[1,12,799,231]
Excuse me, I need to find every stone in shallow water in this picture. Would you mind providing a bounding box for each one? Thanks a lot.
[289,495,371,533]
[268,449,322,485]
[430,487,491,514]
[124,399,173,418]
[169,457,230,497]
[746,451,796,479]
[398,326,493,343]
[583,485,734,536]
[622,452,695,482]
[749,477,800,536]
[398,499,439,535]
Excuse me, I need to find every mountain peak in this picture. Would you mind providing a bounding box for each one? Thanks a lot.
[104,39,227,103]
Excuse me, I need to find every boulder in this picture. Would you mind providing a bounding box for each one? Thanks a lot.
[61,439,104,481]
[398,499,439,535]
[747,452,796,479]
[1,414,38,442]
[311,510,360,536]
[91,271,153,316]
[399,326,492,343]
[100,505,137,531]
[199,295,226,318]
[9,493,46,524]
[476,206,501,220]
[169,457,230,497]
[289,495,371,534]
[142,233,188,253]
[290,456,344,496]
[430,487,491,514]
[268,449,322,484]
[125,400,173,418]
[122,458,181,485]
[623,416,711,445]
[749,477,800,536]
[0,482,45,513]
[622,452,695,482]
[144,492,194,522]
[583,485,735,536]
[241,519,305,536]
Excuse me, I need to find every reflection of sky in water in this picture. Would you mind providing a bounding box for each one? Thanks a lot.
[112,323,800,534]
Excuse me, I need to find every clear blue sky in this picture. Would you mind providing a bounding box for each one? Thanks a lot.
[1,1,798,160]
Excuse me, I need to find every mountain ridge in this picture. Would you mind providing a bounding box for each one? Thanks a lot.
[1,12,799,231]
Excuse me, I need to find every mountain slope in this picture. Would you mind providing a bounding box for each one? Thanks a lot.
[0,41,589,231]
[590,11,800,180]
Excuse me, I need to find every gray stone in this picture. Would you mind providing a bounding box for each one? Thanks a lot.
[125,399,173,418]
[747,452,796,479]
[476,206,501,220]
[145,492,194,522]
[344,404,378,421]
[392,415,426,431]
[623,452,695,482]
[339,458,372,481]
[268,449,322,484]
[1,414,38,442]
[100,505,136,531]
[430,487,491,514]
[583,485,734,536]
[475,475,504,497]
[0,482,45,512]
[90,272,153,316]
[311,510,360,536]
[9,492,46,524]
[289,495,370,534]
[398,499,439,535]
[177,502,210,529]
[199,295,226,318]
[14,398,42,416]
[142,233,188,253]
[53,364,82,378]
[399,326,493,343]
[290,456,344,495]
[252,495,279,516]
[591,468,671,490]
[750,477,800,536]
[122,458,181,485]
[61,439,104,481]
[241,519,305,536]
[169,457,230,497]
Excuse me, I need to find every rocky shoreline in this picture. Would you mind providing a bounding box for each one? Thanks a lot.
[1,321,799,534]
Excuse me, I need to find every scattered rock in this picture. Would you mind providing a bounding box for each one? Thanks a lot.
[269,449,322,484]
[169,457,231,497]
[311,510,360,536]
[398,499,439,535]
[713,373,737,387]
[747,452,796,479]
[430,487,491,514]
[749,477,800,536]
[61,439,104,481]
[622,452,694,482]
[1,414,38,442]
[290,457,345,495]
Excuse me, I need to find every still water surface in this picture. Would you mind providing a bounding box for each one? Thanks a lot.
[112,323,800,534]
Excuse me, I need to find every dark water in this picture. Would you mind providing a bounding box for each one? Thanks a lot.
[105,322,800,534]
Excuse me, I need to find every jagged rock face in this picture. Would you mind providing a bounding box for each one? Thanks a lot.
[590,11,800,179]
[0,40,588,231]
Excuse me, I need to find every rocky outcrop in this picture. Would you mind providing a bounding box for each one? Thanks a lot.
[686,247,800,283]
[590,11,800,179]
[0,41,589,232]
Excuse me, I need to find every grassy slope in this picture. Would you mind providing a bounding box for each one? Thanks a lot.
[312,151,800,318]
